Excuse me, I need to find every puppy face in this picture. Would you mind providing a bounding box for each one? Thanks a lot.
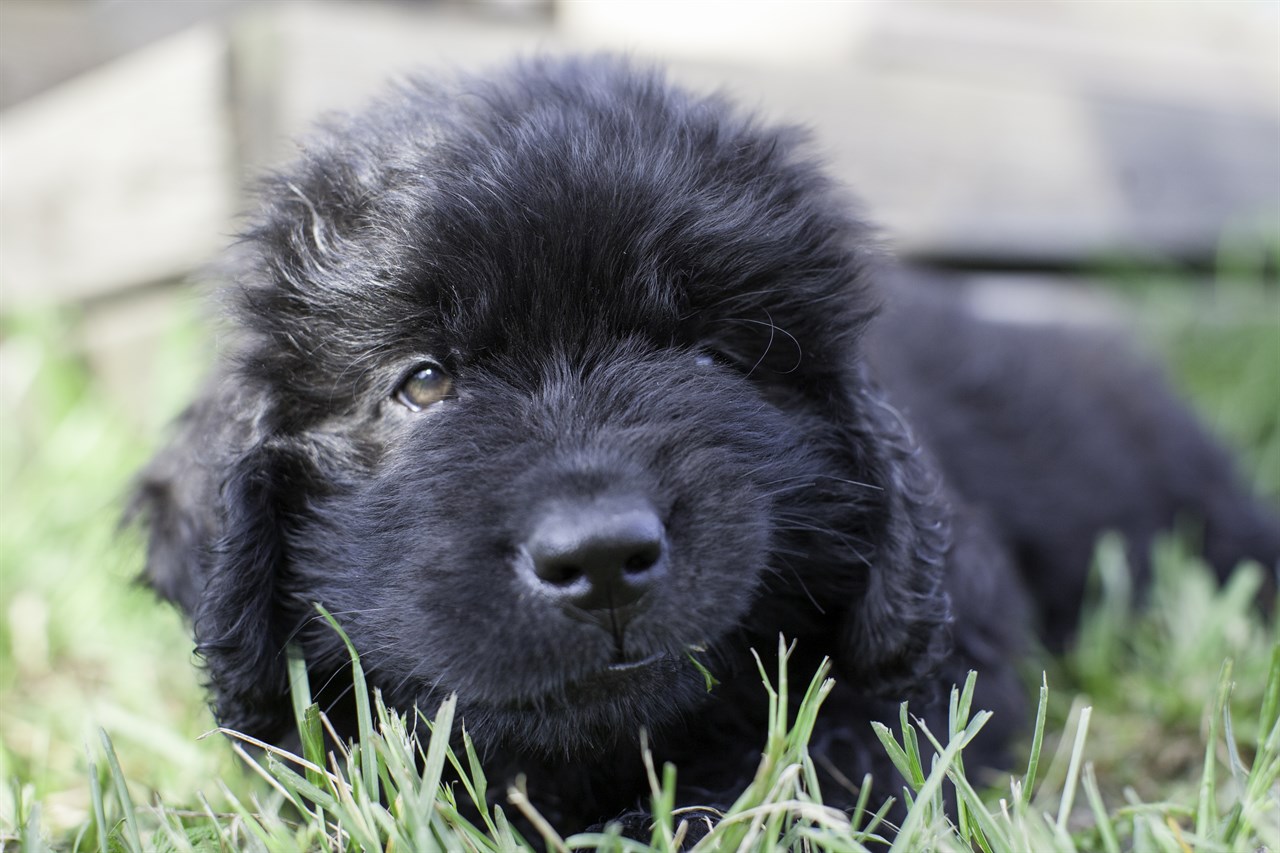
[135,58,951,758]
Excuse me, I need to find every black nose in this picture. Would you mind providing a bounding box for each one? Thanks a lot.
[522,498,667,612]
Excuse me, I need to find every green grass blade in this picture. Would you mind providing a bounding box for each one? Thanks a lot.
[264,753,341,813]
[84,747,109,853]
[858,795,896,844]
[1196,659,1232,836]
[440,726,507,842]
[213,783,278,850]
[870,721,916,789]
[227,742,306,815]
[1083,763,1121,853]
[1055,705,1092,834]
[315,604,379,799]
[286,646,327,796]
[1021,673,1049,808]
[897,703,926,790]
[508,778,568,853]
[17,792,50,853]
[1260,644,1280,744]
[195,792,231,853]
[97,729,143,853]
[848,773,874,833]
[955,670,978,730]
[948,672,978,844]
[420,694,456,809]
[1221,694,1247,797]
[936,750,1006,853]
[889,710,991,851]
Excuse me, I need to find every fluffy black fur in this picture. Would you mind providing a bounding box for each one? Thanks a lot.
[132,57,1279,831]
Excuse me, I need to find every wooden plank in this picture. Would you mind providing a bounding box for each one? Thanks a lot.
[0,25,235,306]
[2,2,1275,311]
[233,2,1279,266]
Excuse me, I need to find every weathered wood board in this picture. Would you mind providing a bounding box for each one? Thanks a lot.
[1,1,1276,311]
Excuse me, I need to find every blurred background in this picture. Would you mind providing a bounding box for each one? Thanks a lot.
[2,0,1278,399]
[1,0,1277,842]
[2,0,1279,403]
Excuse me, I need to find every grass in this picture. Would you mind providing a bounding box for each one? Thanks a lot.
[1,269,1276,851]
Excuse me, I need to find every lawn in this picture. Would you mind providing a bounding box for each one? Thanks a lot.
[1,265,1276,851]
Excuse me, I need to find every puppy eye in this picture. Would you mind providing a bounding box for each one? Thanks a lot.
[394,363,454,411]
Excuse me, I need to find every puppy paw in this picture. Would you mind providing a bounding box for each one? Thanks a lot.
[671,807,720,845]
[590,806,720,848]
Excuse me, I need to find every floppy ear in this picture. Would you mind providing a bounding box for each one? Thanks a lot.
[130,382,297,736]
[836,373,954,699]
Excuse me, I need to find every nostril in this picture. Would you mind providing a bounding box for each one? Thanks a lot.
[540,561,585,586]
[623,546,660,575]
[522,497,668,611]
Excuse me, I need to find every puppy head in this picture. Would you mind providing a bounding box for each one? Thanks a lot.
[132,57,952,755]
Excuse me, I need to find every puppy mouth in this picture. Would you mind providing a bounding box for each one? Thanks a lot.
[605,653,665,673]
[501,647,709,711]
[562,652,683,702]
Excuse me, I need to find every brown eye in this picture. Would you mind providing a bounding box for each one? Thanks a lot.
[394,363,453,411]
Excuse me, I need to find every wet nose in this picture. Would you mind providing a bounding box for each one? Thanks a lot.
[522,498,667,612]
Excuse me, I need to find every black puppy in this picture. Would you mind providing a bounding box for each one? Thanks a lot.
[133,57,1278,831]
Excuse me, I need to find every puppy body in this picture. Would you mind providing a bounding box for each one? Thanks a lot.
[871,279,1280,643]
[134,58,1279,830]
